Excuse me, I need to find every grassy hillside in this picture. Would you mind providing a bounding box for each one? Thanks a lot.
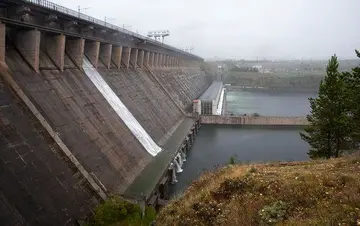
[157,155,360,225]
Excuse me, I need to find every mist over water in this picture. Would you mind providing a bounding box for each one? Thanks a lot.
[169,90,314,196]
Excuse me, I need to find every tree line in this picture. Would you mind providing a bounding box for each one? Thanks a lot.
[301,50,360,159]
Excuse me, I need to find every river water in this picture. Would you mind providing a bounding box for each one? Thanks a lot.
[169,89,315,196]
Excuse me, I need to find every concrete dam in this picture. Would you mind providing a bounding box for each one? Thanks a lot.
[0,0,212,224]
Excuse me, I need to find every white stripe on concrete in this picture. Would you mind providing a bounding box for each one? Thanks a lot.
[82,58,162,156]
[216,88,225,115]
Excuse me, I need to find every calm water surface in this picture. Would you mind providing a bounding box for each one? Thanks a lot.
[226,89,317,116]
[169,90,314,196]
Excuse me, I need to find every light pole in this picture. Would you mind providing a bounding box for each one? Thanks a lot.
[104,17,115,26]
[78,5,90,17]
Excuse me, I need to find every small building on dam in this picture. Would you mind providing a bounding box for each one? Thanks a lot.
[0,0,213,225]
[193,81,225,115]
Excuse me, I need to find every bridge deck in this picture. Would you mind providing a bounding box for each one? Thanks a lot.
[123,117,195,200]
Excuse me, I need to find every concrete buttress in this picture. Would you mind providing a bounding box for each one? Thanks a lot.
[144,51,149,67]
[84,41,100,68]
[137,50,144,68]
[45,34,65,71]
[122,47,131,68]
[65,38,85,68]
[130,48,138,69]
[0,23,5,64]
[111,45,122,69]
[15,29,40,72]
[100,43,112,69]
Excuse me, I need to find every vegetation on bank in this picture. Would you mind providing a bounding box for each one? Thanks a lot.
[87,196,155,226]
[157,155,360,225]
[301,52,360,159]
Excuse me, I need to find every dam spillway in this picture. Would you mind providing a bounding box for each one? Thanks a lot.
[83,57,161,156]
[0,0,212,224]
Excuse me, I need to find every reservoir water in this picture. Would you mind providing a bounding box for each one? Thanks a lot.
[169,90,314,196]
[226,89,317,116]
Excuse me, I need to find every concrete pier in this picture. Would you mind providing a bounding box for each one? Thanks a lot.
[100,43,112,68]
[65,38,85,68]
[84,40,100,68]
[0,23,4,63]
[137,50,144,68]
[130,48,138,69]
[200,115,308,126]
[111,45,122,69]
[45,34,65,71]
[15,29,40,72]
[122,47,131,68]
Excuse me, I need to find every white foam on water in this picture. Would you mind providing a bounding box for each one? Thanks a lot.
[82,58,162,156]
[216,88,225,115]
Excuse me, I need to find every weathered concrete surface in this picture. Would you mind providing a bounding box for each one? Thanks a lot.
[130,48,138,69]
[99,43,112,69]
[84,40,100,68]
[14,29,40,72]
[200,115,309,126]
[65,38,84,69]
[111,45,122,69]
[44,34,65,71]
[6,45,151,194]
[123,117,196,200]
[0,23,5,63]
[151,67,212,111]
[97,64,184,146]
[137,50,144,68]
[0,67,100,225]
[122,47,131,68]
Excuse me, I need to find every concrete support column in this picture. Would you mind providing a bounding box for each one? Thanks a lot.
[100,43,112,69]
[164,55,168,67]
[154,53,159,67]
[163,55,167,67]
[65,38,84,69]
[137,50,144,68]
[15,29,40,72]
[111,45,122,69]
[158,54,163,67]
[84,41,100,68]
[121,47,131,69]
[45,34,65,71]
[149,52,154,67]
[130,48,138,69]
[169,56,173,67]
[0,23,5,64]
[167,55,171,67]
[143,51,149,68]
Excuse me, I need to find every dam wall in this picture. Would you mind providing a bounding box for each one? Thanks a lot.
[0,69,100,225]
[200,115,308,126]
[97,66,184,146]
[151,67,212,111]
[0,15,210,224]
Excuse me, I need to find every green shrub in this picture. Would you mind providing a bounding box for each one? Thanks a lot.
[258,200,289,225]
[89,196,156,226]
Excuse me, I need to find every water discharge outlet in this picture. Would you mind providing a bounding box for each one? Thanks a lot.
[82,58,162,156]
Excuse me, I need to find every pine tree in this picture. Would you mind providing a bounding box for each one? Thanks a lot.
[300,55,351,159]
[341,50,360,145]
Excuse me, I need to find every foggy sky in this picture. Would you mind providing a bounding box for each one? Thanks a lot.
[56,0,360,60]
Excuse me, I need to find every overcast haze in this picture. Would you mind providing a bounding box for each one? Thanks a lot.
[56,0,360,60]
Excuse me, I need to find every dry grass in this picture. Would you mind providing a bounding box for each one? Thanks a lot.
[157,156,360,226]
